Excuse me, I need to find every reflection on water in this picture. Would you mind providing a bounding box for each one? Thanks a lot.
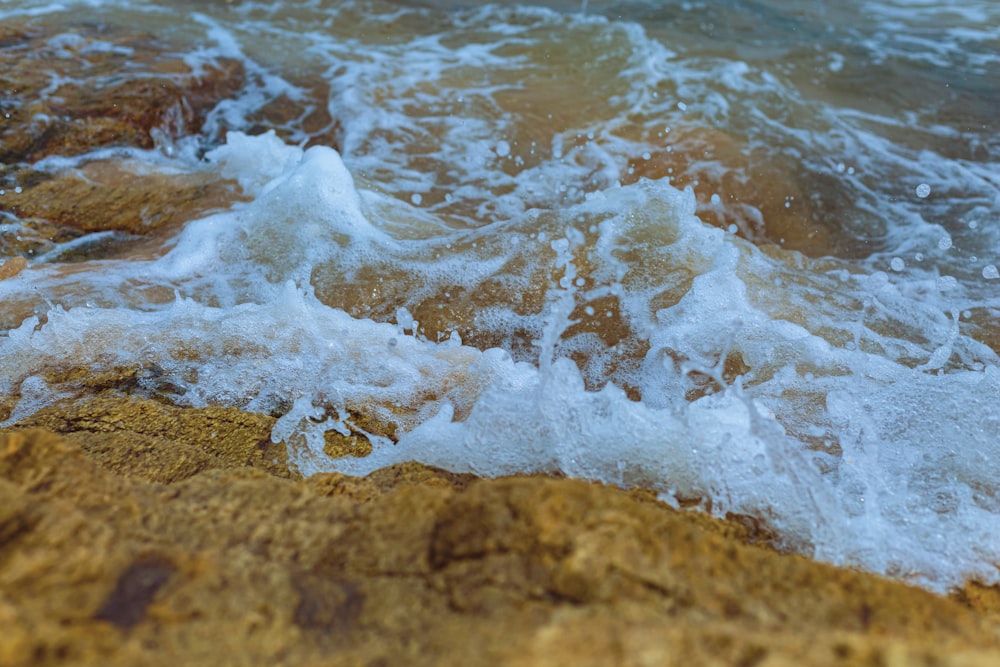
[0,0,999,592]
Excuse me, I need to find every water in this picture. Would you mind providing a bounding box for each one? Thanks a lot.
[1,0,998,593]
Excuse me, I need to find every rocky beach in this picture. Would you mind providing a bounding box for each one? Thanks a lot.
[4,401,1000,666]
[2,2,1000,664]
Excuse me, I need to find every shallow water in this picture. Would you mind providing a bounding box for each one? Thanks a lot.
[1,0,998,592]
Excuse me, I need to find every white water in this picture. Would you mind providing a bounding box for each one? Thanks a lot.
[1,0,999,593]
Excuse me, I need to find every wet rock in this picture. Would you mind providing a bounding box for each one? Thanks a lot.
[0,422,999,666]
[0,20,250,263]
[0,256,27,280]
[15,393,294,483]
[3,160,245,241]
[0,21,246,165]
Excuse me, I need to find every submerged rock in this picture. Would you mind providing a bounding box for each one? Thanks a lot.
[6,160,246,243]
[0,21,245,165]
[1,407,999,666]
[0,19,249,262]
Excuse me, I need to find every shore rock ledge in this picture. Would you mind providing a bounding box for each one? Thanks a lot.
[2,403,1000,666]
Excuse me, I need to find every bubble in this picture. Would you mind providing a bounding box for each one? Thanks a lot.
[710,193,721,206]
[915,183,931,198]
[983,265,999,280]
[14,186,21,194]
[890,257,905,272]
[677,101,688,111]
[936,275,957,290]
[937,236,952,250]
[495,140,510,158]
[410,193,423,206]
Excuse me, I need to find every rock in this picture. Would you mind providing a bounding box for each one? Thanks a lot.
[0,21,246,165]
[0,256,27,280]
[1,418,999,666]
[15,393,294,483]
[0,20,249,264]
[4,160,245,240]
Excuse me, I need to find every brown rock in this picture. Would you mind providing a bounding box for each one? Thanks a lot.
[0,256,27,280]
[15,393,294,483]
[0,19,250,265]
[0,21,246,165]
[1,418,999,666]
[4,160,246,240]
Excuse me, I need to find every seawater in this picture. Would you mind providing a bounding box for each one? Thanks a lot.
[1,0,998,593]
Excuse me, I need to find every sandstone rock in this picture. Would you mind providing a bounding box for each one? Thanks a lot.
[15,394,294,483]
[0,256,27,280]
[0,20,251,264]
[1,419,999,666]
[3,160,245,242]
[0,21,246,165]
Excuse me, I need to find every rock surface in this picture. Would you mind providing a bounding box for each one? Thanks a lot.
[2,396,1000,666]
[0,19,249,262]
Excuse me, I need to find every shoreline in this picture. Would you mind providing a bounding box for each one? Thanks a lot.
[2,394,1000,665]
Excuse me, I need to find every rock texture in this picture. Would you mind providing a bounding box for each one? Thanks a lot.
[2,397,1000,666]
[0,21,244,165]
[0,19,249,261]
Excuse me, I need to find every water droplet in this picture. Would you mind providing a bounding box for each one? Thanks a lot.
[890,257,905,272]
[915,183,931,198]
[410,193,422,206]
[495,140,510,158]
[937,276,958,290]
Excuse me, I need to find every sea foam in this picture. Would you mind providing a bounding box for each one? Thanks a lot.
[2,130,999,592]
